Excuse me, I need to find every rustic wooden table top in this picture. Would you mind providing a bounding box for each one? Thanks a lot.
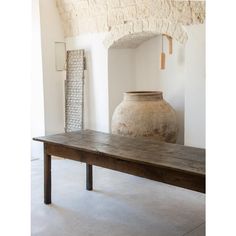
[34,130,205,176]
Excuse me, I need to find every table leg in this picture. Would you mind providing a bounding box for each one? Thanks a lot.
[86,164,93,191]
[44,148,51,204]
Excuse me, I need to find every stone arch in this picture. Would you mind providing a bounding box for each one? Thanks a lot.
[104,19,188,49]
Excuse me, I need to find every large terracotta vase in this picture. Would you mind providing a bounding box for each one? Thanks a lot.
[111,91,178,143]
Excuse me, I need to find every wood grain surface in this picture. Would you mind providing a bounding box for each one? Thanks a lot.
[34,130,205,175]
[34,130,205,194]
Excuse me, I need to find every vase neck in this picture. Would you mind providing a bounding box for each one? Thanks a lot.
[124,91,163,101]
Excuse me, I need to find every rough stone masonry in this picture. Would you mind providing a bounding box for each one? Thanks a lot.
[56,0,205,47]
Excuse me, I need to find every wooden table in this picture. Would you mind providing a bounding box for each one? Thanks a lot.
[33,130,205,204]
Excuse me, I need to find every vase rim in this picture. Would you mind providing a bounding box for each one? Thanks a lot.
[124,91,163,101]
[125,91,162,95]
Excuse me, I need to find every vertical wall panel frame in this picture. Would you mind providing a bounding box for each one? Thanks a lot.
[55,42,66,71]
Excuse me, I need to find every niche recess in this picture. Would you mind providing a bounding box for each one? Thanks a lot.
[108,31,186,144]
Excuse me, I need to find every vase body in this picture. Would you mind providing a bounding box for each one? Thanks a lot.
[111,91,178,143]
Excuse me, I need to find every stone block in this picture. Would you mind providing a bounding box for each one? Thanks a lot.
[156,19,163,31]
[88,0,96,5]
[64,3,74,12]
[180,8,193,25]
[111,29,120,41]
[190,1,205,24]
[142,19,149,31]
[123,22,133,34]
[161,20,169,34]
[90,4,108,16]
[96,15,109,32]
[123,6,137,21]
[156,0,171,18]
[95,0,108,4]
[108,8,124,26]
[136,4,150,18]
[70,8,78,18]
[148,18,156,31]
[110,25,124,42]
[63,12,71,21]
[78,0,89,9]
[135,0,146,5]
[76,2,90,18]
[107,0,120,8]
[120,0,136,6]
[166,22,176,36]
[133,20,143,32]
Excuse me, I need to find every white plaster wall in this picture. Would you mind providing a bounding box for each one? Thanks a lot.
[66,33,110,132]
[108,37,185,144]
[108,24,205,147]
[37,0,204,150]
[39,0,66,135]
[63,27,205,147]
[31,0,45,159]
[135,36,185,144]
[108,49,136,127]
[184,24,205,148]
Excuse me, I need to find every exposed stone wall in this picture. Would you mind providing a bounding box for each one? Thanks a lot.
[105,18,188,48]
[56,0,205,47]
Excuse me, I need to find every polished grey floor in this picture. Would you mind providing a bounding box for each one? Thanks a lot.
[31,159,205,236]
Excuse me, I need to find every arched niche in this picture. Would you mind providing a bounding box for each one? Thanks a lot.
[107,20,187,144]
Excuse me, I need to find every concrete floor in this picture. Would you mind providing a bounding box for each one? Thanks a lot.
[31,159,205,236]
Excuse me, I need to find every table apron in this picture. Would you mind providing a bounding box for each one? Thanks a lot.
[45,143,205,193]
